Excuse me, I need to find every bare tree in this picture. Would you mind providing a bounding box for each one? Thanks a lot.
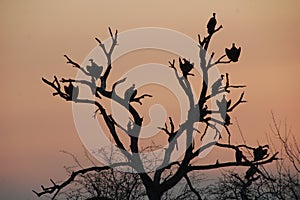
[34,14,278,200]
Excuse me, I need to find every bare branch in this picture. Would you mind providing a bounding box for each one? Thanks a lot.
[184,174,202,200]
[227,92,247,112]
[33,162,129,199]
[64,55,90,76]
[207,54,231,69]
[132,94,153,105]
[189,152,278,171]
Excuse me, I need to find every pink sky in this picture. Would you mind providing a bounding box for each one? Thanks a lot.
[0,1,300,199]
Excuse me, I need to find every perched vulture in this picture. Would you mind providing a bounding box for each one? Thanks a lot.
[124,84,137,102]
[235,149,243,163]
[207,13,217,35]
[211,74,224,95]
[216,95,230,120]
[225,43,241,62]
[179,58,194,79]
[253,145,269,161]
[87,59,103,79]
[245,165,257,180]
[64,82,79,100]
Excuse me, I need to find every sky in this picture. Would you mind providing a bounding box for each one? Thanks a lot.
[0,0,300,199]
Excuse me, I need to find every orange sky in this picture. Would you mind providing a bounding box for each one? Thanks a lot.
[0,0,300,199]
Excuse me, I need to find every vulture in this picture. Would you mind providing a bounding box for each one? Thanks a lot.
[64,82,79,100]
[253,145,269,161]
[235,149,243,163]
[245,165,257,180]
[124,84,137,102]
[211,74,224,95]
[216,95,227,120]
[87,59,103,79]
[179,58,194,79]
[225,43,241,62]
[207,13,217,35]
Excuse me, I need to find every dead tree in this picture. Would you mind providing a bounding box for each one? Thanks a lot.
[34,15,278,200]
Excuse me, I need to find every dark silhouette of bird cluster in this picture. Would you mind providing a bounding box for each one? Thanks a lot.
[225,43,241,62]
[244,145,269,180]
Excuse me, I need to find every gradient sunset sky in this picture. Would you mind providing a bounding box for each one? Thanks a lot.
[0,1,300,199]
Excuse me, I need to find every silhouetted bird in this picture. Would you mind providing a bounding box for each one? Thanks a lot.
[253,145,269,161]
[87,59,103,79]
[216,95,227,119]
[245,165,257,180]
[124,84,137,102]
[211,74,224,95]
[225,43,241,62]
[235,149,243,163]
[179,58,194,79]
[207,13,217,35]
[64,82,79,100]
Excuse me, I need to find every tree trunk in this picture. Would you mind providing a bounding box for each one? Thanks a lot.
[146,187,162,200]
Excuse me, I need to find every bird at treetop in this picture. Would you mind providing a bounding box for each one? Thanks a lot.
[179,58,194,79]
[64,82,79,100]
[225,43,241,62]
[124,84,137,102]
[211,74,224,95]
[207,13,217,35]
[87,58,103,79]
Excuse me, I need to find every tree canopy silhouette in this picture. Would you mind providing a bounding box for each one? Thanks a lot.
[34,14,278,200]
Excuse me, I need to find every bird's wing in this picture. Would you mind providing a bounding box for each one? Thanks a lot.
[225,48,231,59]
